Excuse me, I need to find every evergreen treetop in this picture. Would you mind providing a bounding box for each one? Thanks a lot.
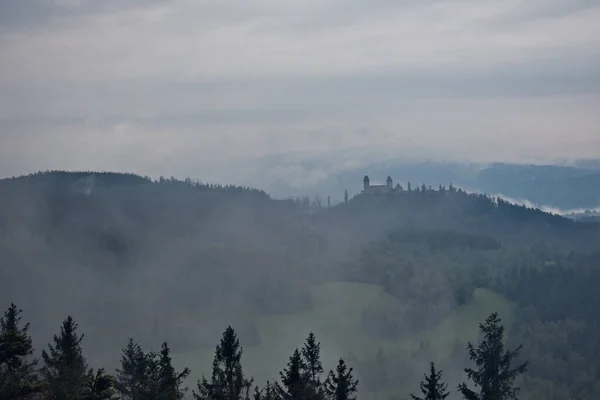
[278,348,307,400]
[0,303,43,399]
[194,325,253,400]
[41,315,89,399]
[458,312,528,400]
[324,358,358,400]
[301,332,324,400]
[410,362,449,400]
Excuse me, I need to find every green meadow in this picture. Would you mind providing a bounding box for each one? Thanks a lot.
[174,281,515,396]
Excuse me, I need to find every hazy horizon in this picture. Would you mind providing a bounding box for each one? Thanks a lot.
[2,0,600,188]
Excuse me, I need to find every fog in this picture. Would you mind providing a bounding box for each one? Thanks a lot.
[2,1,600,399]
[2,169,599,400]
[0,174,363,385]
[2,1,600,183]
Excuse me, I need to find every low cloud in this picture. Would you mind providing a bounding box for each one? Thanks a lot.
[1,0,599,184]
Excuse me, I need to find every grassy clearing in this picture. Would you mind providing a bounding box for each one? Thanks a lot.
[174,282,515,392]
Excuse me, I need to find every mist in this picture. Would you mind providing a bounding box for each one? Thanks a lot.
[2,1,600,399]
[2,170,600,399]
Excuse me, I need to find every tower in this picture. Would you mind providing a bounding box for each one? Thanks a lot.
[386,176,393,189]
[363,175,370,190]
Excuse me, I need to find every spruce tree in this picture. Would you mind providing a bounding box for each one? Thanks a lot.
[458,312,528,400]
[410,362,450,400]
[41,315,89,399]
[278,349,307,400]
[194,325,253,400]
[157,341,190,400]
[81,368,119,400]
[0,303,43,399]
[264,381,277,400]
[324,359,358,400]
[115,338,150,400]
[254,381,277,400]
[301,332,324,400]
[144,350,162,400]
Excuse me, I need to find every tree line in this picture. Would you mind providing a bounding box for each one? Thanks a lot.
[1,303,526,400]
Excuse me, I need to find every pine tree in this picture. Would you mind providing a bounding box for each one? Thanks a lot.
[278,349,307,400]
[41,315,89,399]
[324,359,358,400]
[115,338,150,400]
[81,368,119,400]
[253,381,277,400]
[194,325,253,400]
[410,362,450,400]
[0,303,43,399]
[264,381,277,400]
[301,332,324,400]
[458,312,528,400]
[145,350,162,400]
[157,341,190,400]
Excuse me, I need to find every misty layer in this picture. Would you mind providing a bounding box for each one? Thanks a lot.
[1,171,599,399]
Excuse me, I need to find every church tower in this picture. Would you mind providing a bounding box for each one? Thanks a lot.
[386,176,393,189]
[363,175,370,190]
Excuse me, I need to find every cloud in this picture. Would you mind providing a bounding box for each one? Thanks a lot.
[1,0,599,186]
[3,0,600,83]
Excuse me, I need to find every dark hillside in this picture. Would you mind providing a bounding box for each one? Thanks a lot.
[0,171,319,358]
[319,185,599,251]
[2,170,600,399]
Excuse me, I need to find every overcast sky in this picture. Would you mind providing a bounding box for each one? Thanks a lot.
[1,0,599,187]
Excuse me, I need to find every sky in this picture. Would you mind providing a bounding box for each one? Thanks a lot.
[1,0,599,188]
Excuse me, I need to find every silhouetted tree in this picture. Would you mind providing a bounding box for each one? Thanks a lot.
[194,326,253,400]
[254,381,277,400]
[0,303,43,399]
[458,312,528,400]
[301,332,324,400]
[324,359,358,400]
[278,349,307,400]
[41,315,88,399]
[81,368,119,400]
[410,362,449,400]
[115,338,150,400]
[158,342,190,399]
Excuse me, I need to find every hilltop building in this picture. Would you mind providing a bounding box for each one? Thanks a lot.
[362,175,396,194]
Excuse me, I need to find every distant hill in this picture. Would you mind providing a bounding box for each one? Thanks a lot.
[2,170,598,256]
[325,184,600,252]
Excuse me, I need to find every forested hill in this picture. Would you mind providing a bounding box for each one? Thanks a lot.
[2,170,600,400]
[323,184,600,252]
[0,171,291,257]
[2,170,598,255]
